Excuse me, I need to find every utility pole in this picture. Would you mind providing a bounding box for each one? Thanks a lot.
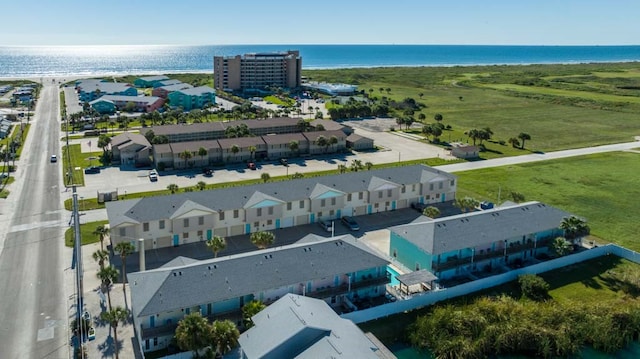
[72,186,85,351]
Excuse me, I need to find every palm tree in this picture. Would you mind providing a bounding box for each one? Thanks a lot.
[196,181,207,191]
[328,135,338,152]
[179,150,192,168]
[508,137,520,148]
[211,320,240,356]
[560,216,590,243]
[197,147,208,165]
[248,146,257,160]
[167,183,179,193]
[97,265,119,310]
[175,312,212,359]
[93,225,109,251]
[206,236,226,258]
[101,306,130,359]
[423,206,441,219]
[230,144,240,160]
[288,140,299,157]
[114,242,135,294]
[350,159,364,172]
[92,249,109,271]
[315,135,328,153]
[550,237,572,257]
[434,113,443,123]
[518,132,531,149]
[260,172,271,183]
[467,129,480,145]
[250,231,275,249]
[242,301,266,328]
[337,164,347,174]
[365,161,374,170]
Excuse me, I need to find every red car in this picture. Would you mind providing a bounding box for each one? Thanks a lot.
[247,162,256,170]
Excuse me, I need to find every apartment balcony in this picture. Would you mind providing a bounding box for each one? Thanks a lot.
[141,322,178,340]
[431,238,552,272]
[307,276,390,299]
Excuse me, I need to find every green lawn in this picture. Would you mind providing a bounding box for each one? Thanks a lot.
[482,83,640,104]
[61,144,103,187]
[455,151,640,250]
[65,220,109,247]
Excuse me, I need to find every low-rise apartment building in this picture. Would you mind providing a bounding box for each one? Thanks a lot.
[90,95,164,114]
[166,86,216,110]
[76,80,138,102]
[106,165,457,251]
[134,75,170,88]
[389,201,572,280]
[128,235,390,353]
[151,82,193,99]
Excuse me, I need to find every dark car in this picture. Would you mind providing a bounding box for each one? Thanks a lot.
[247,162,256,170]
[280,158,288,166]
[341,216,360,231]
[411,202,428,212]
[203,168,213,177]
[318,219,333,232]
[84,166,101,174]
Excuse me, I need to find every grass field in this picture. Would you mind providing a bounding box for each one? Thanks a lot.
[455,151,640,250]
[61,144,103,187]
[305,63,640,153]
[65,220,109,247]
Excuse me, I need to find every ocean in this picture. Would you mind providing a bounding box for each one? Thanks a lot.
[1,44,640,78]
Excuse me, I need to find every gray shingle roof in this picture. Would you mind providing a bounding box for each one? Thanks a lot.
[157,83,193,92]
[91,95,160,105]
[390,201,572,255]
[175,85,215,96]
[151,117,302,136]
[138,75,169,82]
[261,132,308,145]
[239,294,382,359]
[106,165,455,227]
[111,132,151,148]
[127,235,389,317]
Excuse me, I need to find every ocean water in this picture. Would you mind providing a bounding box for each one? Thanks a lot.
[1,44,640,78]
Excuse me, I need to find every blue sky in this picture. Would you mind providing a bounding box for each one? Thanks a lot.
[3,0,639,46]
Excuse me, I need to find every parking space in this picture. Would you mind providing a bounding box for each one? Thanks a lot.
[63,86,83,114]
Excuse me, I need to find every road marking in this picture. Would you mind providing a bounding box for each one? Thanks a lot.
[9,219,66,233]
[36,320,58,342]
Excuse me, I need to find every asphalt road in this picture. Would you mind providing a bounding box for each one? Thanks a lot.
[0,82,70,358]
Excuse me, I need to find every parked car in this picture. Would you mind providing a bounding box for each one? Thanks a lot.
[203,168,213,177]
[50,154,57,163]
[280,158,288,166]
[88,327,96,341]
[410,202,428,212]
[247,162,256,170]
[341,216,360,231]
[149,170,158,182]
[318,220,333,232]
[84,166,101,174]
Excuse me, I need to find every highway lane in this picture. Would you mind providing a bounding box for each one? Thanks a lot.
[0,82,70,358]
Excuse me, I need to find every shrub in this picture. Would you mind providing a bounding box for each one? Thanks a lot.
[518,274,550,301]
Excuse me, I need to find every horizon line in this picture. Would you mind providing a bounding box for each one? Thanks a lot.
[2,43,640,47]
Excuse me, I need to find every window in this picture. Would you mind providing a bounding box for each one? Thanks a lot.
[329,210,335,216]
[387,189,392,197]
[183,218,189,227]
[378,191,382,199]
[267,219,272,225]
[143,222,149,232]
[347,193,352,201]
[287,202,292,210]
[254,222,259,228]
[119,228,125,237]
[219,211,225,220]
[401,186,406,193]
[412,184,416,191]
[257,208,262,216]
[159,220,165,229]
[233,209,239,218]
[153,337,158,346]
[299,200,304,208]
[197,230,203,239]
[450,180,455,186]
[439,182,443,189]
[268,207,273,215]
[317,212,322,218]
[429,183,434,191]
[358,192,363,200]
[183,232,189,239]
[198,216,204,225]
[331,198,336,205]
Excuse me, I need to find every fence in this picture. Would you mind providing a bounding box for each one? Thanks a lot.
[343,244,640,324]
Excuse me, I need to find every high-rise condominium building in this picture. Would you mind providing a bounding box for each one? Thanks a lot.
[213,50,302,92]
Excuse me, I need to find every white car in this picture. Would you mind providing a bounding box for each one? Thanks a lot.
[149,170,158,182]
[50,155,57,163]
